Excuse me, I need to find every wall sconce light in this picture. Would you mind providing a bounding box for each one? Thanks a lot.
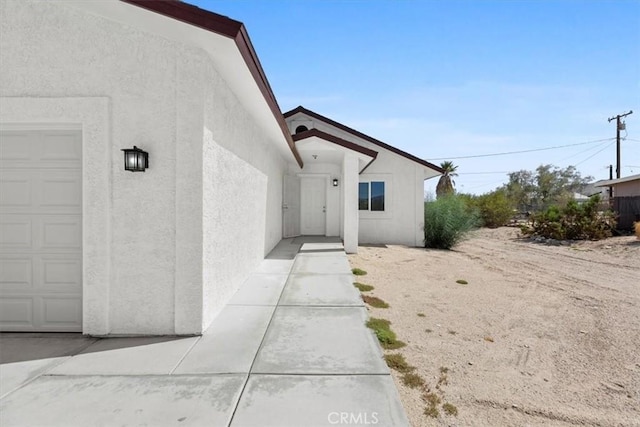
[332,178,339,187]
[121,146,149,172]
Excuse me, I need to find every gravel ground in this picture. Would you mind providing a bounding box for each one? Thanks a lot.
[348,227,640,427]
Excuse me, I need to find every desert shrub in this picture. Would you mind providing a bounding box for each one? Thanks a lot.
[471,190,514,228]
[424,195,479,249]
[521,195,615,240]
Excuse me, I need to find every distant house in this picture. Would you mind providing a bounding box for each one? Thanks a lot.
[0,0,441,335]
[594,174,640,230]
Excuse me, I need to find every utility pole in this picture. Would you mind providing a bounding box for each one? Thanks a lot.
[608,110,633,179]
[608,164,613,199]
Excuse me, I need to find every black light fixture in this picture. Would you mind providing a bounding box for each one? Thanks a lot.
[121,146,149,172]
[332,178,339,187]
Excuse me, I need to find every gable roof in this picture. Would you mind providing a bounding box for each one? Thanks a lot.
[293,129,379,159]
[284,106,444,173]
[121,0,303,167]
[293,128,378,173]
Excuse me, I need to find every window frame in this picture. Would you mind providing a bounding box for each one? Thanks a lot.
[358,180,386,212]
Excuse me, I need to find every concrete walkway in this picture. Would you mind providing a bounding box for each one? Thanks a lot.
[0,238,408,426]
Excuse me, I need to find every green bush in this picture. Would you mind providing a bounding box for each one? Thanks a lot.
[521,195,616,240]
[424,195,479,249]
[473,190,514,228]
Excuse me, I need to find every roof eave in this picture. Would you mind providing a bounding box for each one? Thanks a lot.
[285,106,443,173]
[120,0,303,168]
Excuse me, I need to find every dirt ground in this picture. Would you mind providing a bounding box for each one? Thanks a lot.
[348,227,640,427]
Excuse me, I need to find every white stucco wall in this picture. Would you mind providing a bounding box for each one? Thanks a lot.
[0,1,289,335]
[290,116,430,246]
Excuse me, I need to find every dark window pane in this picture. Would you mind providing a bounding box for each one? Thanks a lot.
[371,181,385,211]
[358,182,369,210]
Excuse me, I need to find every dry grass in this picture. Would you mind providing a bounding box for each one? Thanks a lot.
[384,353,415,373]
[362,294,390,308]
[401,372,425,389]
[443,402,458,416]
[353,282,374,292]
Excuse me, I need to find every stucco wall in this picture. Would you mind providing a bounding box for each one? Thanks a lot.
[0,1,288,334]
[306,121,426,246]
[200,58,287,330]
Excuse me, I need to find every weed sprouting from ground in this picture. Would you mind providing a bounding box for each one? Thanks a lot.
[384,354,415,373]
[442,403,458,416]
[423,392,442,418]
[456,279,468,285]
[352,268,367,276]
[402,372,425,389]
[417,313,426,317]
[447,330,457,335]
[365,317,406,349]
[437,367,449,388]
[382,340,406,350]
[353,282,374,292]
[362,295,389,308]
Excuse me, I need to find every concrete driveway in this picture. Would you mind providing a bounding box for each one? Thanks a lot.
[0,238,408,426]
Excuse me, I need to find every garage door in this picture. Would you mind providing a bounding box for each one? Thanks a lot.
[0,129,82,332]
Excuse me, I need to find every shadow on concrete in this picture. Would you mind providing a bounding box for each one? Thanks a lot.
[0,333,189,364]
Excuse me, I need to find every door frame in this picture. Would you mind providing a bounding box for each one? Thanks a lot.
[298,173,330,236]
[1,97,111,335]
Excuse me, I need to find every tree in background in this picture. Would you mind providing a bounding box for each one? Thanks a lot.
[466,189,514,228]
[436,161,458,198]
[502,164,592,212]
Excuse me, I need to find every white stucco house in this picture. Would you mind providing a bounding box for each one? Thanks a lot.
[0,0,442,335]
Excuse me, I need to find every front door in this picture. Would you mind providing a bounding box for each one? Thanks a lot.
[300,177,326,235]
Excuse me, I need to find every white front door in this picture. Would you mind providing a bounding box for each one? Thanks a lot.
[283,175,300,238]
[300,177,326,235]
[0,129,83,332]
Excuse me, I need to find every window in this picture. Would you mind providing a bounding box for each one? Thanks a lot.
[359,181,385,211]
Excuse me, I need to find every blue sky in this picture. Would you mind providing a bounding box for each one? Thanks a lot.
[195,0,639,195]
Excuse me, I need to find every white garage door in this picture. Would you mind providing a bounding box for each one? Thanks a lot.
[0,129,82,332]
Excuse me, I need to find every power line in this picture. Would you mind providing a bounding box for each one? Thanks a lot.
[574,141,616,167]
[427,137,615,161]
[458,171,510,175]
[556,139,612,164]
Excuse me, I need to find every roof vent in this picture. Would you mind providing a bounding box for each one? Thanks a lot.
[295,125,309,134]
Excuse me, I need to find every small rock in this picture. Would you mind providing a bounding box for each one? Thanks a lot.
[468,361,474,366]
[579,330,588,334]
[512,404,519,409]
[544,378,549,382]
[524,344,530,348]
[604,245,612,249]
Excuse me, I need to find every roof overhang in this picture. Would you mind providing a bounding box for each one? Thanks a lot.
[64,0,302,167]
[285,106,443,174]
[293,129,377,173]
[594,174,640,187]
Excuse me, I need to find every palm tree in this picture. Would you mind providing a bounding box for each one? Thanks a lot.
[436,161,458,198]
